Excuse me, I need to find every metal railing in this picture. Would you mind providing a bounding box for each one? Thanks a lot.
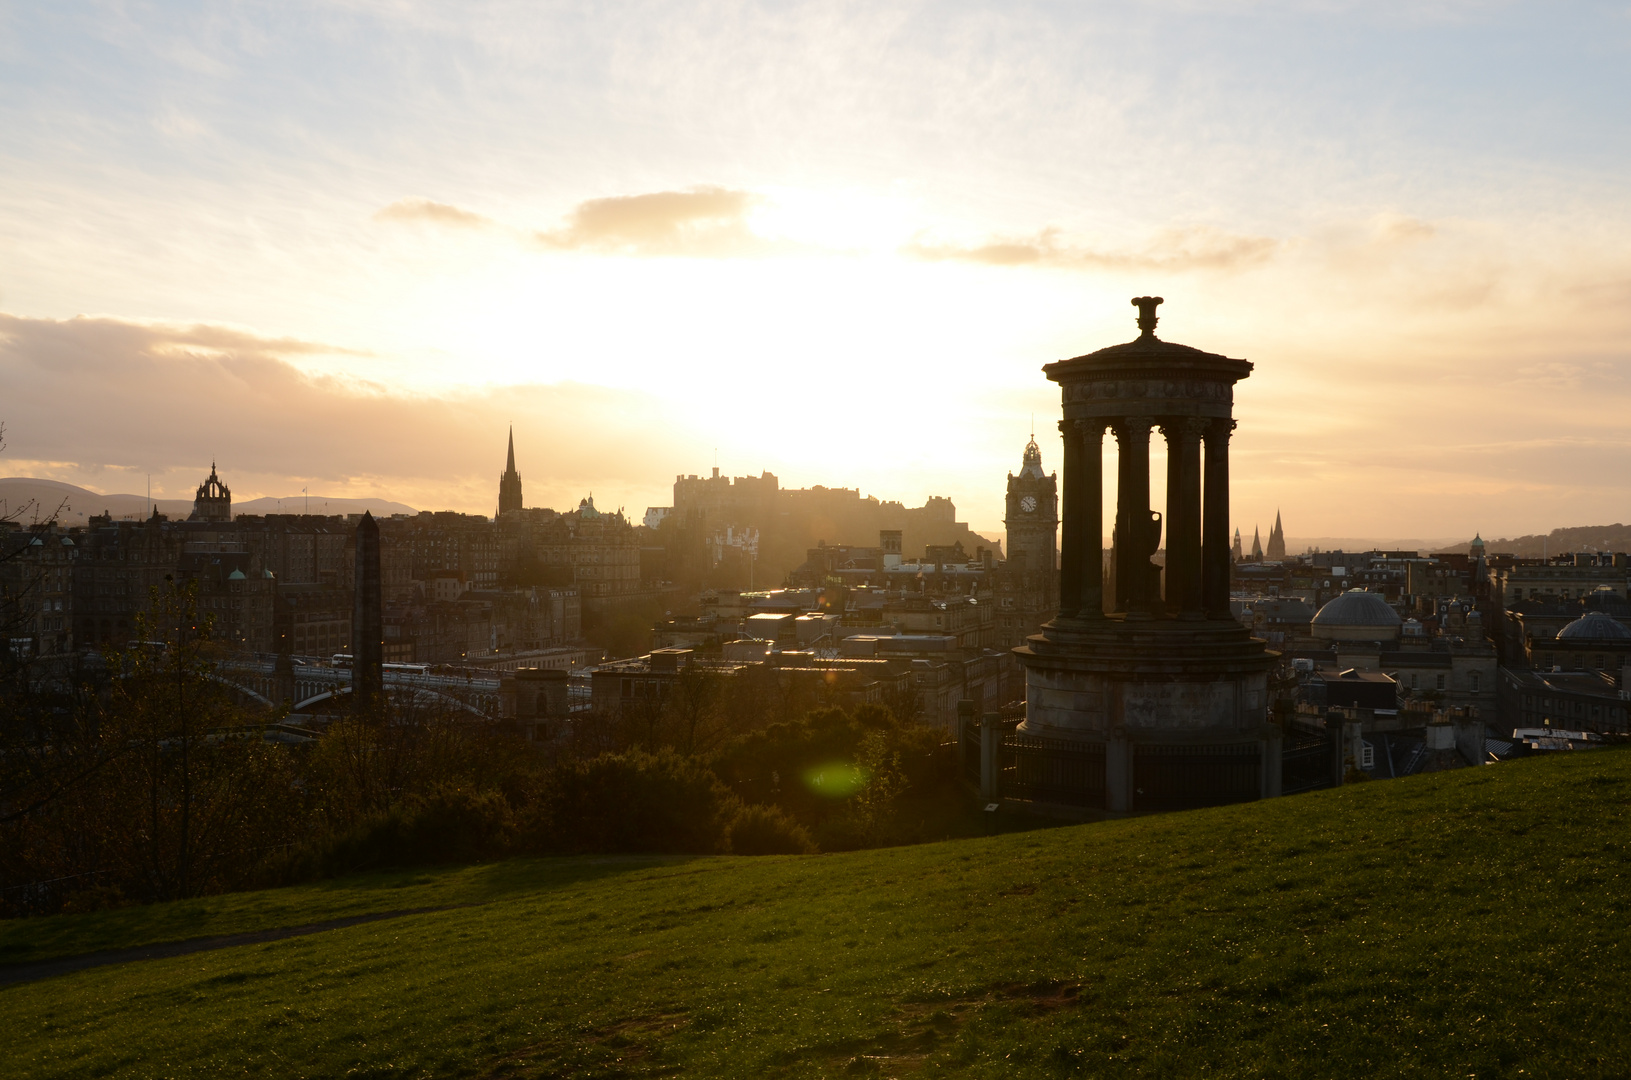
[1281,737,1336,796]
[1002,732,1106,808]
[1132,741,1261,811]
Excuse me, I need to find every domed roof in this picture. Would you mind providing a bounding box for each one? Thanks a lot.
[1042,297,1253,383]
[1557,611,1631,641]
[1312,589,1403,628]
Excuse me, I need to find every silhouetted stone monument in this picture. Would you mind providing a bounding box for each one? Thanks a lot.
[352,511,383,711]
[272,576,295,706]
[1016,297,1276,812]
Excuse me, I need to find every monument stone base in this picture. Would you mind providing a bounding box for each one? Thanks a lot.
[1014,615,1279,813]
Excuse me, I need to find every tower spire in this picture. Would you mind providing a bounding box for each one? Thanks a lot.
[498,426,523,515]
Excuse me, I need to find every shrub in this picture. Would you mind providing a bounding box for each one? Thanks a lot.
[58,884,129,914]
[728,802,816,855]
[541,750,735,855]
[283,786,517,879]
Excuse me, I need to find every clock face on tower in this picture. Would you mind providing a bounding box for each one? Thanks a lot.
[1020,495,1037,513]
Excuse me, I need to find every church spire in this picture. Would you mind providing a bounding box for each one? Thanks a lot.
[498,427,523,516]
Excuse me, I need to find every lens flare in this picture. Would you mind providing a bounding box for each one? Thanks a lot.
[802,762,868,798]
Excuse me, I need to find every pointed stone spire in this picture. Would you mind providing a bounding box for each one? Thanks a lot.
[1267,509,1286,560]
[498,427,523,516]
[1251,525,1263,561]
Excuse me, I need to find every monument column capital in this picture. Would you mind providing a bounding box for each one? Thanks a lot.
[1112,416,1153,444]
[1064,418,1108,437]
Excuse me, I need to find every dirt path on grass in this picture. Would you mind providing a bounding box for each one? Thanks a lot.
[0,905,471,989]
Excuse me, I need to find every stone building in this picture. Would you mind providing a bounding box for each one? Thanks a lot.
[1309,587,1498,717]
[1500,667,1629,734]
[381,512,500,589]
[1494,553,1629,605]
[531,497,642,605]
[72,514,187,648]
[0,525,78,658]
[1523,610,1631,675]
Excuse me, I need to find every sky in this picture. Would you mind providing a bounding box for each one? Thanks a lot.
[2,1,1629,545]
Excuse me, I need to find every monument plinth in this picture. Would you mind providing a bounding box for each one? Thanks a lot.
[1015,298,1276,811]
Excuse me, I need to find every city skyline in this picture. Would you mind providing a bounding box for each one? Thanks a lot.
[3,4,1629,539]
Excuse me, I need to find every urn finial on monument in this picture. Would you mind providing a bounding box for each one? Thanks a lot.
[1131,295,1163,338]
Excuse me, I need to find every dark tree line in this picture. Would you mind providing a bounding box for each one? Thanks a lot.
[1,581,969,917]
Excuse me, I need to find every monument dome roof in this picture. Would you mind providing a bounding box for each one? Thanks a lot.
[1312,589,1403,629]
[1043,297,1252,383]
[1557,611,1631,641]
[1063,332,1237,366]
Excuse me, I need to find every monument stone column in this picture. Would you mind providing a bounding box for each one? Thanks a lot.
[1202,418,1235,618]
[1059,419,1105,620]
[1058,418,1083,618]
[1113,417,1154,617]
[1163,417,1206,618]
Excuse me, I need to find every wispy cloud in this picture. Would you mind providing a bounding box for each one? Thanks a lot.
[374,197,495,229]
[534,186,773,256]
[373,186,794,257]
[903,224,1280,271]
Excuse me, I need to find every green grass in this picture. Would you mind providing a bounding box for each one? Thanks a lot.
[0,857,688,968]
[4,751,1630,1078]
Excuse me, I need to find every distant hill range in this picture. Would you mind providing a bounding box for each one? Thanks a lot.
[1285,536,1469,555]
[1447,524,1631,559]
[0,478,416,525]
[232,495,420,518]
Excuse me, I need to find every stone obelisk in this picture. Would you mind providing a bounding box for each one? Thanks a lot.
[352,511,384,711]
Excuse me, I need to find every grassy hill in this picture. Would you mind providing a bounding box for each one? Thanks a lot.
[3,750,1629,1078]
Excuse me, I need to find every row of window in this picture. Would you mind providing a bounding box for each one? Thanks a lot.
[1399,672,1481,693]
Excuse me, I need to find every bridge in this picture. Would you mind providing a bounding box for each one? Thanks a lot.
[215,657,503,716]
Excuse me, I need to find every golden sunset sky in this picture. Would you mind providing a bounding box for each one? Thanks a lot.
[3,2,1628,545]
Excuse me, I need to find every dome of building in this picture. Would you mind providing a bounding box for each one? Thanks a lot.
[1311,589,1404,642]
[1557,611,1631,641]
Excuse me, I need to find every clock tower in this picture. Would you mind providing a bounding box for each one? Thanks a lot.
[1001,436,1060,646]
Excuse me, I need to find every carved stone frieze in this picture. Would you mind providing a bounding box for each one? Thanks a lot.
[1064,379,1233,405]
